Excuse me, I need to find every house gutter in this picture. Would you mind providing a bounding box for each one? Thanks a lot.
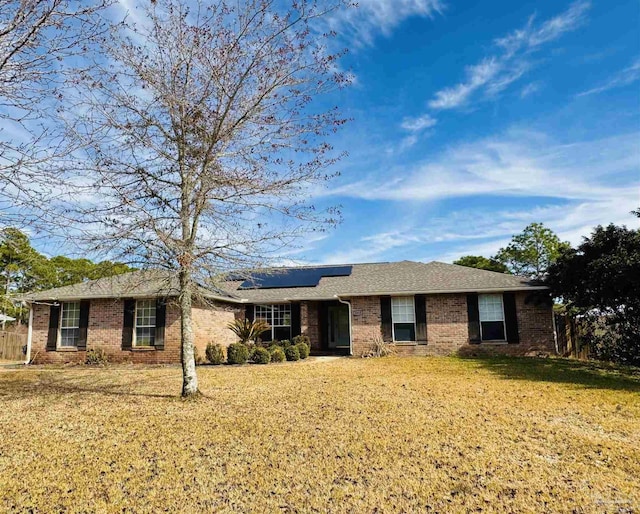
[335,295,353,356]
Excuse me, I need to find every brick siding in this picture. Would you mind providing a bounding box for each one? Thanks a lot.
[30,299,239,365]
[344,292,554,357]
[301,301,321,351]
[30,291,555,364]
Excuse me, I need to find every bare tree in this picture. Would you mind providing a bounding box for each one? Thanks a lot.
[66,0,352,396]
[0,0,112,227]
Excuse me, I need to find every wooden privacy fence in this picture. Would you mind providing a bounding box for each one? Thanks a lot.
[554,312,589,359]
[0,331,27,361]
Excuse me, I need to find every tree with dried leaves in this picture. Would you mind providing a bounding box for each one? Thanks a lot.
[0,0,112,227]
[66,0,351,396]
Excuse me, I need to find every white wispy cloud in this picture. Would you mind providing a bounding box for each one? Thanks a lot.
[329,130,639,202]
[400,114,437,132]
[429,1,590,110]
[327,0,445,46]
[495,1,590,55]
[520,81,543,98]
[577,57,640,96]
[315,128,639,264]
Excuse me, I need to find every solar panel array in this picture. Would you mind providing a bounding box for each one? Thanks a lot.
[238,265,353,289]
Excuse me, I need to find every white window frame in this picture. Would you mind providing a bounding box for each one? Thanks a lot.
[391,296,416,342]
[254,304,291,341]
[134,299,157,347]
[58,301,81,348]
[478,293,506,341]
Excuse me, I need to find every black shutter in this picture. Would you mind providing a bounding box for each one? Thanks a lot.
[122,299,135,350]
[245,304,254,322]
[415,295,427,344]
[380,296,392,342]
[467,293,481,344]
[46,304,60,351]
[290,302,301,338]
[503,292,520,344]
[155,299,166,349]
[77,300,90,350]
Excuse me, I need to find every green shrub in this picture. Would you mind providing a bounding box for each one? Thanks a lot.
[293,334,310,346]
[85,348,108,365]
[284,345,300,361]
[205,343,225,365]
[227,318,270,344]
[250,346,271,364]
[296,342,310,359]
[193,346,206,365]
[227,342,249,365]
[268,346,286,363]
[278,339,292,348]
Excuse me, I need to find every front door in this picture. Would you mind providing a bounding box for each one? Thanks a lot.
[327,304,350,349]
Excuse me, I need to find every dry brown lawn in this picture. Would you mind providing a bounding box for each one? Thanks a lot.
[1,356,639,513]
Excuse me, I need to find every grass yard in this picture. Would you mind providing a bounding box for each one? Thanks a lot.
[1,357,639,513]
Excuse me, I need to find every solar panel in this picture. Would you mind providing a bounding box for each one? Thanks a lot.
[239,265,352,289]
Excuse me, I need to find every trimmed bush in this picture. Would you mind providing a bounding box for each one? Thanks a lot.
[284,345,300,361]
[296,342,310,359]
[205,343,225,365]
[278,339,292,348]
[250,346,271,364]
[85,348,108,365]
[227,342,249,365]
[268,346,286,363]
[293,334,310,346]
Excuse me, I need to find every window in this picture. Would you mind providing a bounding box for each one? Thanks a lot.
[254,304,291,341]
[59,301,80,347]
[391,296,415,342]
[478,294,505,341]
[135,299,156,346]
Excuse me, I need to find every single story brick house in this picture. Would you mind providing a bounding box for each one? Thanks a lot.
[22,261,556,364]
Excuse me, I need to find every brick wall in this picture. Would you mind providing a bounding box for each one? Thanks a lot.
[350,296,382,356]
[349,292,555,357]
[30,298,239,365]
[457,292,555,357]
[301,301,321,352]
[191,302,240,360]
[425,293,469,356]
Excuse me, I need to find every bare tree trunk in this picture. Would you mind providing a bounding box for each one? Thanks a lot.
[179,266,199,397]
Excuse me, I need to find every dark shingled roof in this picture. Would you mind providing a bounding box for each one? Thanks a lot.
[221,260,547,302]
[23,261,547,304]
[22,269,241,303]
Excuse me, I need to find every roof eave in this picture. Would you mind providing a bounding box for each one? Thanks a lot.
[334,286,549,297]
[22,292,245,304]
[240,285,549,302]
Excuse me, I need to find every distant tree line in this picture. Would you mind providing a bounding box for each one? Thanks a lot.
[453,215,640,366]
[1,228,132,322]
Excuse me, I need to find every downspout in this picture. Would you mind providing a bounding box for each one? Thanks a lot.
[25,302,33,365]
[551,307,559,355]
[335,296,353,356]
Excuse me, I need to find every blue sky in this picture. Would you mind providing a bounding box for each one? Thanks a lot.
[14,0,640,265]
[287,0,640,265]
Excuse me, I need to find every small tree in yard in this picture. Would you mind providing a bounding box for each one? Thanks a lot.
[65,0,351,396]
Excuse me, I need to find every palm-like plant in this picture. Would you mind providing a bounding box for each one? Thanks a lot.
[227,318,270,344]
